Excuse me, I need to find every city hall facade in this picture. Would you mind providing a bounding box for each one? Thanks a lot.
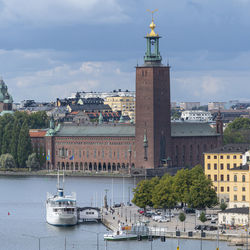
[44,20,223,174]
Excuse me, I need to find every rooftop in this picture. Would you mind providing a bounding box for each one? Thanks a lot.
[229,164,249,171]
[29,129,47,138]
[219,207,249,214]
[205,144,250,154]
[171,122,219,137]
[52,122,220,138]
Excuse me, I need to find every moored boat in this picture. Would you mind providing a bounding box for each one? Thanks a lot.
[46,171,77,226]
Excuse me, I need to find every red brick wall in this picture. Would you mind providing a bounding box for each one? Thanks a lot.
[135,66,171,169]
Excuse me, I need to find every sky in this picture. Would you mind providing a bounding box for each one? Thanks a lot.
[0,0,250,103]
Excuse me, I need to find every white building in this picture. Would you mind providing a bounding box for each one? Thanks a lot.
[69,90,135,100]
[208,102,226,111]
[218,207,249,226]
[179,102,200,110]
[181,110,213,122]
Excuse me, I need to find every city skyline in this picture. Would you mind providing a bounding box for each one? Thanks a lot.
[0,0,250,103]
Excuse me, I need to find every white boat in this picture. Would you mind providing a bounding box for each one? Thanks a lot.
[104,222,149,241]
[104,223,138,241]
[46,171,77,226]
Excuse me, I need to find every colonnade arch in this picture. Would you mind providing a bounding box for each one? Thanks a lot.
[55,161,134,172]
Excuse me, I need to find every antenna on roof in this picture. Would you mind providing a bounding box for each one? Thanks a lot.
[167,57,170,67]
[136,59,139,67]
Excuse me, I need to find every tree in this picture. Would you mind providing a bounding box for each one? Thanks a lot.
[132,177,159,209]
[199,212,207,223]
[220,202,227,211]
[179,212,186,231]
[187,174,218,210]
[173,168,191,206]
[152,175,177,212]
[17,121,32,167]
[26,153,40,171]
[10,119,21,166]
[0,154,15,169]
[223,117,250,144]
[1,122,13,154]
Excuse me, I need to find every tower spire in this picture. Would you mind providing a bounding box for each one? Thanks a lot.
[144,9,162,65]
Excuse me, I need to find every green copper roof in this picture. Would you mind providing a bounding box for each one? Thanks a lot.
[53,122,220,138]
[55,125,135,137]
[171,122,219,137]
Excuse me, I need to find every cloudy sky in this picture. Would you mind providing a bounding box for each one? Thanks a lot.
[0,0,250,103]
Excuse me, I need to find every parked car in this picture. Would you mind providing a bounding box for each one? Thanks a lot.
[158,216,170,223]
[195,225,207,231]
[165,212,175,218]
[114,203,121,208]
[152,215,162,221]
[205,214,212,220]
[184,208,195,214]
[206,225,218,231]
[138,208,145,214]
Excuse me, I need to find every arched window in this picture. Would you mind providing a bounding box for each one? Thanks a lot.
[242,175,246,182]
[234,175,237,182]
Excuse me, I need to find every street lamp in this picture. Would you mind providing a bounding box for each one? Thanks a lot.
[22,234,55,250]
[81,229,106,250]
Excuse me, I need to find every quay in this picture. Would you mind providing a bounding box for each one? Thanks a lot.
[101,204,250,246]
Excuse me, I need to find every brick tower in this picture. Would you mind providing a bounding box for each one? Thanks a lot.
[135,17,171,169]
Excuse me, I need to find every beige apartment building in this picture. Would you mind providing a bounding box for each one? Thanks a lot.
[104,96,135,120]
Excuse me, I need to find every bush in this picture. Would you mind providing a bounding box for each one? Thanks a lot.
[26,153,40,171]
[0,154,15,169]
[220,202,227,211]
[199,212,207,223]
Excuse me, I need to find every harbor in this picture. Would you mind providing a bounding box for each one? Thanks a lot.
[0,175,237,250]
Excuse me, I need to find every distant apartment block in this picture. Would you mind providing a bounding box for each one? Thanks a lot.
[208,102,226,111]
[181,110,213,122]
[179,102,200,110]
[69,89,135,100]
[104,96,135,121]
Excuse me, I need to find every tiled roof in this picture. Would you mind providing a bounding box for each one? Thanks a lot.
[205,144,250,154]
[29,130,47,138]
[219,207,249,214]
[171,122,219,137]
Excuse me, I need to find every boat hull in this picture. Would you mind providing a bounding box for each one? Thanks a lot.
[46,211,77,226]
[104,234,148,241]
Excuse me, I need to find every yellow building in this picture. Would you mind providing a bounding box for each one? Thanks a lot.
[204,144,250,208]
[104,96,135,120]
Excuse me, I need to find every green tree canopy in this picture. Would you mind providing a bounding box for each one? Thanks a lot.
[151,175,177,210]
[199,212,207,223]
[173,168,191,205]
[179,212,186,222]
[0,154,15,169]
[187,174,218,209]
[17,121,32,167]
[224,117,250,144]
[132,177,159,209]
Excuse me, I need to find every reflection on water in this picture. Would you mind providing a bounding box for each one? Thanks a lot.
[0,176,237,249]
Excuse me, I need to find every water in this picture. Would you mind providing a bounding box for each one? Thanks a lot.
[0,175,237,250]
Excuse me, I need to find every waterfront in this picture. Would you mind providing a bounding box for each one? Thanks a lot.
[0,176,237,249]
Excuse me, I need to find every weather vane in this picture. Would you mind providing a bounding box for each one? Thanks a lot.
[147,9,158,21]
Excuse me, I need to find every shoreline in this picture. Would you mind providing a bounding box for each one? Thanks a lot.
[0,170,132,178]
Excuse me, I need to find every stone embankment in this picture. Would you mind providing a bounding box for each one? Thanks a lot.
[0,170,132,178]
